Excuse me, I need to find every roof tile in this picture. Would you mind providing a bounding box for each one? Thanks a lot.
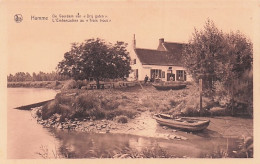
[134,48,183,66]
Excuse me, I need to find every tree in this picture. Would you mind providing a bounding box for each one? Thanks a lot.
[183,19,253,114]
[183,20,252,85]
[7,74,14,82]
[57,38,131,88]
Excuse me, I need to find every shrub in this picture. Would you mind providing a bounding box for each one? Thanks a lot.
[116,116,128,123]
[39,90,139,121]
[41,100,59,120]
[105,109,137,120]
[86,108,106,120]
[74,93,97,110]
[75,80,88,89]
[169,99,178,107]
[62,80,77,90]
[101,99,120,110]
[55,93,74,105]
[213,69,253,117]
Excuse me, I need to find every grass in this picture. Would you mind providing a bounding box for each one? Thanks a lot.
[39,90,139,121]
[36,144,61,159]
[59,144,174,158]
[37,81,248,124]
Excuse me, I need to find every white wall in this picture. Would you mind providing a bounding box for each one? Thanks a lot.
[129,49,193,82]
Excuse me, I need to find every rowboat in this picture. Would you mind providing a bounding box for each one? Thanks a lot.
[152,82,186,90]
[153,113,210,132]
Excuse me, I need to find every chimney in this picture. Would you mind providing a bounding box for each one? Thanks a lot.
[133,34,136,49]
[157,38,165,51]
[159,38,164,44]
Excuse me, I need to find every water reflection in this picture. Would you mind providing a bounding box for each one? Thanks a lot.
[51,128,243,158]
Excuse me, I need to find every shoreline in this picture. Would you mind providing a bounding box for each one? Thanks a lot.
[7,81,65,90]
[30,106,253,158]
[10,84,253,158]
[31,106,253,140]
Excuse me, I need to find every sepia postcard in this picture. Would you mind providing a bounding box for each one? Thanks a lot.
[0,0,260,164]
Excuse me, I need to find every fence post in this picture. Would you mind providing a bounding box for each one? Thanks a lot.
[199,79,203,112]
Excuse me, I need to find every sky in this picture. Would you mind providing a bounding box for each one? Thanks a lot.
[2,0,259,75]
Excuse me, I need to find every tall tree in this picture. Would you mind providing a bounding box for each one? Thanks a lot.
[183,19,253,113]
[57,38,131,88]
[183,20,252,84]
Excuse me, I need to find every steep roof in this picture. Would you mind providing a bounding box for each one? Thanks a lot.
[162,42,186,54]
[134,48,183,66]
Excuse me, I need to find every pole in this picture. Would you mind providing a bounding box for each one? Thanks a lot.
[138,80,144,89]
[199,78,203,112]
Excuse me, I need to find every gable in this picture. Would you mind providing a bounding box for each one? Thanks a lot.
[134,48,183,66]
[163,42,186,54]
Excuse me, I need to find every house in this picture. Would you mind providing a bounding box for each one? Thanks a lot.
[129,35,192,82]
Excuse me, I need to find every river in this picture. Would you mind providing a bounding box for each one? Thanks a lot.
[7,88,58,159]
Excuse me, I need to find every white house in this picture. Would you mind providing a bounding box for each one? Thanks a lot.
[129,35,192,82]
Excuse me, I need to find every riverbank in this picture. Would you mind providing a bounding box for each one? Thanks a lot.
[7,80,138,90]
[29,84,253,158]
[31,106,253,158]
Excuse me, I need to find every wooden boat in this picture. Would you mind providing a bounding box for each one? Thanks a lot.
[152,82,186,90]
[153,113,210,132]
[15,99,54,110]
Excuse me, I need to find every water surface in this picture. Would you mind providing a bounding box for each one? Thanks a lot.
[7,88,58,159]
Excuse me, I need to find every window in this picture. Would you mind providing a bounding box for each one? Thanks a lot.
[176,70,187,81]
[130,59,136,65]
[162,71,165,78]
[134,69,138,79]
[151,69,162,79]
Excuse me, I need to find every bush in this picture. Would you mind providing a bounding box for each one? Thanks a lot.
[74,93,97,110]
[55,93,74,105]
[62,80,77,90]
[101,98,120,110]
[213,69,253,116]
[41,100,60,120]
[105,109,137,120]
[75,80,88,89]
[39,90,139,121]
[116,116,128,123]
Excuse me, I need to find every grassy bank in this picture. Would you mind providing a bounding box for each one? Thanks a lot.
[35,82,243,124]
[37,89,139,123]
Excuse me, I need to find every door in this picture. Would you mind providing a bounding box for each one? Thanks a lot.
[167,73,175,81]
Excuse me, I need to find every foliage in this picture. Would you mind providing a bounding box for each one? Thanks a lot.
[57,38,131,88]
[59,143,173,158]
[61,80,77,90]
[183,19,253,115]
[7,71,69,82]
[183,20,252,83]
[116,115,128,123]
[39,90,139,121]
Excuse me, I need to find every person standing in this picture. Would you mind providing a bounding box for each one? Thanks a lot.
[144,75,148,84]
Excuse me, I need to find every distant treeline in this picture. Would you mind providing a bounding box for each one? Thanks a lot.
[7,71,70,82]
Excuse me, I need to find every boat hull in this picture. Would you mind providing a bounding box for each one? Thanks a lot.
[153,114,210,132]
[152,83,186,90]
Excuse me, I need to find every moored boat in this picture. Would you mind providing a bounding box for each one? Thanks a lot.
[152,82,186,90]
[153,113,210,132]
